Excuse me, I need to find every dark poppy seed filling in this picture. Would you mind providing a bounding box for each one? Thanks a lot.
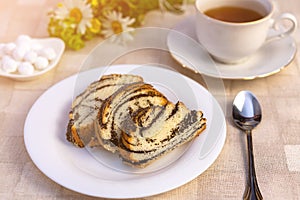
[166,102,180,120]
[66,74,144,148]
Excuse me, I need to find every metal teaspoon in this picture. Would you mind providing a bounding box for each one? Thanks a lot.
[232,91,263,200]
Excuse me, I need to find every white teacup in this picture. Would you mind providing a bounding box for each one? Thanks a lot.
[195,0,297,64]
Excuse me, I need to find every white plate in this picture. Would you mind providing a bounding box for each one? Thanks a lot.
[24,64,226,198]
[167,16,297,80]
[0,37,65,81]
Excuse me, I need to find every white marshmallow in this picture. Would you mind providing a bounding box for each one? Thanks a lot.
[39,47,56,61]
[34,56,49,70]
[3,43,16,55]
[12,46,27,61]
[24,50,38,63]
[18,62,34,75]
[16,35,32,46]
[1,56,18,73]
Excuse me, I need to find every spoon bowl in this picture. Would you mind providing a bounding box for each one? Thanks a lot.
[232,90,263,200]
[233,90,262,132]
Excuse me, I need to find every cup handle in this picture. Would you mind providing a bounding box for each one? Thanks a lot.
[267,13,297,40]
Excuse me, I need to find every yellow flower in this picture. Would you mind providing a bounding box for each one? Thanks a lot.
[88,0,98,7]
[68,35,85,50]
[102,11,136,44]
[54,0,93,34]
[69,7,83,23]
[89,18,101,33]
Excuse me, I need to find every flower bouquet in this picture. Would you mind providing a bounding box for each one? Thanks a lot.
[48,0,190,50]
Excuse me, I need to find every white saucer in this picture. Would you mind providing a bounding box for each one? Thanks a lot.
[167,16,297,80]
[24,64,226,198]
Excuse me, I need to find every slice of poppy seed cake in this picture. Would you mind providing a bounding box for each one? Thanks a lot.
[95,81,206,168]
[66,74,143,148]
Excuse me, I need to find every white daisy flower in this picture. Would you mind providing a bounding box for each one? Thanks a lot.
[54,0,93,34]
[102,11,136,44]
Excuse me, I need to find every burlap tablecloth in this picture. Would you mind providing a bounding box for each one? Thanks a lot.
[0,0,299,199]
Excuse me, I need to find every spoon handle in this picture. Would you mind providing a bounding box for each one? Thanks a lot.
[244,130,263,200]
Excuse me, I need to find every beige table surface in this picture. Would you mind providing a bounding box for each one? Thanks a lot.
[0,0,299,199]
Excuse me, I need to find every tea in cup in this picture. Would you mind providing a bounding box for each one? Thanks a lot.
[195,0,297,64]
